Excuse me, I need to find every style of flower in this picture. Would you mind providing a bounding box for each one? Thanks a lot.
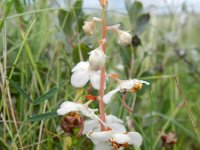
[89,40,106,71]
[103,79,150,104]
[71,61,106,90]
[82,17,102,35]
[87,130,142,150]
[107,24,132,46]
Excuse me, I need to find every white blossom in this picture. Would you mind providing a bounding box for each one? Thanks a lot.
[103,79,150,104]
[83,17,101,35]
[71,61,106,90]
[87,130,142,149]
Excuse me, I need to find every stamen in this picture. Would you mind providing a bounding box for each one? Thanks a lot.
[130,83,142,93]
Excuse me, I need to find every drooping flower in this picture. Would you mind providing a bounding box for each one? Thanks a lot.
[107,24,132,46]
[71,61,106,90]
[83,114,142,149]
[87,130,142,150]
[57,101,98,119]
[57,101,101,136]
[83,17,101,35]
[103,79,150,104]
[88,40,106,71]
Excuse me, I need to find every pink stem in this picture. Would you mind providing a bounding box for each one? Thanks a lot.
[99,8,107,131]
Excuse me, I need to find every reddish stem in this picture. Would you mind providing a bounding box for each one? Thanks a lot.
[122,92,133,112]
[99,8,107,131]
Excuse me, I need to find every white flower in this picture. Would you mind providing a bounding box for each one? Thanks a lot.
[56,101,98,119]
[111,132,143,148]
[108,24,132,46]
[82,17,101,35]
[88,131,112,150]
[87,131,142,149]
[89,46,106,71]
[71,61,106,90]
[83,114,126,134]
[103,79,150,104]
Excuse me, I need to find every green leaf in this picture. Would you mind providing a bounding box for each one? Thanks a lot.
[9,79,33,103]
[28,112,59,121]
[135,13,150,34]
[58,9,74,35]
[14,0,24,13]
[33,81,65,105]
[73,0,83,16]
[129,1,143,24]
[72,44,91,64]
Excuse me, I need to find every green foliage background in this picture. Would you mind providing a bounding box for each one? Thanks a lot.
[0,0,200,149]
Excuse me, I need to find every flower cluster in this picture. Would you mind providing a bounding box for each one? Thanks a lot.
[57,2,150,150]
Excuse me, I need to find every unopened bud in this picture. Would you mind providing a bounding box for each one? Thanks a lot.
[99,0,108,8]
[89,46,106,71]
[82,17,101,36]
[107,24,132,46]
[117,30,132,46]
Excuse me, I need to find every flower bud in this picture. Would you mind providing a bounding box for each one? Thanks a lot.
[117,30,132,46]
[89,47,106,70]
[82,17,101,35]
[99,0,108,8]
[107,24,132,46]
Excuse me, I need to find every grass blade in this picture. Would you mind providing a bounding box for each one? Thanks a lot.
[9,79,33,103]
[28,112,58,121]
[33,81,65,105]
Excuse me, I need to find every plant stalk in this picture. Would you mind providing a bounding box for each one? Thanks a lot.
[99,8,107,131]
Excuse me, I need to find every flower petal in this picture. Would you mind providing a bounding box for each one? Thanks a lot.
[103,88,120,104]
[88,131,112,142]
[136,79,150,85]
[71,70,90,88]
[128,132,143,147]
[72,61,89,72]
[56,101,81,115]
[90,71,105,90]
[92,17,101,22]
[108,123,126,133]
[94,142,112,150]
[112,133,130,144]
[106,115,123,124]
[83,119,100,134]
[119,80,135,90]
[79,105,98,119]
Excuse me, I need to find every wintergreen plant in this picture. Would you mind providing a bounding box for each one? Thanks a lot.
[56,0,150,149]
